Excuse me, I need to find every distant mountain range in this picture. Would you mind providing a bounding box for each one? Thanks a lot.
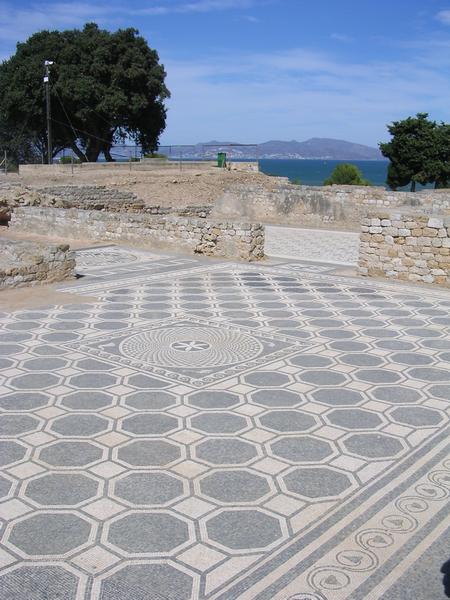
[157,138,383,160]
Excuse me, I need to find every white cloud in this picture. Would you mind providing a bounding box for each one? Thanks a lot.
[1,1,449,146]
[0,2,113,43]
[330,33,353,43]
[435,10,450,24]
[159,45,450,145]
[0,0,259,45]
[241,15,260,23]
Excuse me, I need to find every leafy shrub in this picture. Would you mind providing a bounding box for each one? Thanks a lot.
[59,155,81,164]
[324,163,370,186]
[143,152,167,159]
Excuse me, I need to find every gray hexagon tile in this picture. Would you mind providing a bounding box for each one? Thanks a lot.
[0,247,449,599]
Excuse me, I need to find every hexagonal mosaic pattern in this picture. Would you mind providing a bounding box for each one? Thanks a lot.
[0,246,449,600]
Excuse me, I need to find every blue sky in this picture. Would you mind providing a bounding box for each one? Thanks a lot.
[2,0,450,146]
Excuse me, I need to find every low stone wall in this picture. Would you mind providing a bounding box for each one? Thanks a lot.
[38,185,144,211]
[213,181,450,231]
[358,212,450,286]
[144,205,212,218]
[0,182,213,218]
[10,207,264,262]
[18,160,258,175]
[0,240,75,288]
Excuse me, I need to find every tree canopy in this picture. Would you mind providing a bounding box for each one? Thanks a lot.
[324,163,370,186]
[380,113,450,191]
[0,23,170,163]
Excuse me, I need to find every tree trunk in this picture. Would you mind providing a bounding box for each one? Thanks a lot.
[103,146,115,162]
[410,180,416,192]
[70,143,87,162]
[85,139,102,162]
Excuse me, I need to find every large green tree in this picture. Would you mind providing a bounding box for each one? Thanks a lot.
[0,23,170,163]
[379,113,449,191]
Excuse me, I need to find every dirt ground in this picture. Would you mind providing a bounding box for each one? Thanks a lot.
[4,164,283,207]
[0,227,108,249]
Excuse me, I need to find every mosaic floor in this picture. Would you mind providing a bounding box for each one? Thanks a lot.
[0,245,449,600]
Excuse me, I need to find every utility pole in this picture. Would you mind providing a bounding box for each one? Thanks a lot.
[44,60,54,165]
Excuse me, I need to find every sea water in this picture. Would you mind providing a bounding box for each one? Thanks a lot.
[258,159,390,187]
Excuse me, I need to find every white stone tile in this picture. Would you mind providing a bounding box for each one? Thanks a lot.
[82,498,125,519]
[170,385,195,395]
[229,384,254,394]
[252,457,287,475]
[35,407,66,419]
[331,455,366,472]
[21,432,55,446]
[89,461,125,478]
[178,543,225,571]
[47,385,73,395]
[174,497,215,518]
[358,460,394,483]
[169,406,197,417]
[242,429,276,443]
[234,404,265,416]
[72,546,120,573]
[0,547,17,568]
[170,430,203,444]
[363,400,388,412]
[0,499,32,520]
[383,423,412,437]
[95,432,129,447]
[301,402,329,415]
[314,426,345,440]
[264,494,305,516]
[171,460,209,477]
[425,399,449,410]
[101,406,130,419]
[7,463,46,479]
[108,385,134,396]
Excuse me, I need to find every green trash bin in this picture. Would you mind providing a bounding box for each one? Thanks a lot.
[217,152,227,168]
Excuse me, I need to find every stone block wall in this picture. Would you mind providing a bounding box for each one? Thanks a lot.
[18,161,258,175]
[0,240,75,288]
[358,212,450,286]
[10,207,264,262]
[144,205,212,218]
[0,182,213,218]
[38,185,144,211]
[213,181,450,231]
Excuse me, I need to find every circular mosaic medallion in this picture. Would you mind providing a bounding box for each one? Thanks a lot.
[170,341,211,352]
[120,326,263,368]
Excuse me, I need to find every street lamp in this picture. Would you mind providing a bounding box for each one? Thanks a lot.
[44,60,54,164]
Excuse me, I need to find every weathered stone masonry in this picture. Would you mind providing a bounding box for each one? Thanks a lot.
[0,182,212,217]
[10,207,264,262]
[358,212,450,286]
[0,240,75,289]
[213,182,450,231]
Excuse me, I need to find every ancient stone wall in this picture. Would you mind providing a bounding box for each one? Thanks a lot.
[213,182,450,231]
[143,205,212,218]
[10,207,264,262]
[358,212,450,286]
[0,240,75,288]
[37,185,144,211]
[18,160,258,175]
[0,182,213,218]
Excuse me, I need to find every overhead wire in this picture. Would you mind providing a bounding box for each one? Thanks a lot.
[53,88,89,161]
[51,106,133,160]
